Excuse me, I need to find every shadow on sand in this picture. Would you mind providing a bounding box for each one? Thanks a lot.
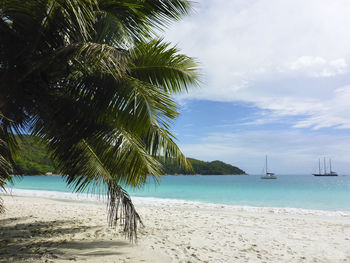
[0,216,129,262]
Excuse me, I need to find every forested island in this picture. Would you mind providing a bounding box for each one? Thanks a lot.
[14,136,246,175]
[161,158,245,175]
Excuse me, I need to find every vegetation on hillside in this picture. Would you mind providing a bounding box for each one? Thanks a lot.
[161,158,245,175]
[14,136,57,175]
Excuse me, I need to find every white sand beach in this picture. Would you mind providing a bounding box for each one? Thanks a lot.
[1,194,350,263]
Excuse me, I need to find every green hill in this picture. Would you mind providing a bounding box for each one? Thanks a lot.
[161,158,246,175]
[14,135,58,175]
[13,136,246,175]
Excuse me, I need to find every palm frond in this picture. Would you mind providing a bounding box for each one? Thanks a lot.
[107,180,143,241]
[122,76,179,128]
[143,124,192,172]
[130,39,200,93]
[98,0,194,41]
[0,117,19,214]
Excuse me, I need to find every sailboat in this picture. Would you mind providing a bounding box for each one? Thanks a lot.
[313,157,338,176]
[261,156,277,179]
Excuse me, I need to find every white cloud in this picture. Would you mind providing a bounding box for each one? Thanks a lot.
[289,56,327,71]
[287,56,347,77]
[291,86,350,129]
[165,0,350,129]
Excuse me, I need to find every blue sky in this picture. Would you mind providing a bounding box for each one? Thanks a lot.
[162,0,350,174]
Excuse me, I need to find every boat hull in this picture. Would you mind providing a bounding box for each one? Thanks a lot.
[313,174,338,176]
[261,176,277,179]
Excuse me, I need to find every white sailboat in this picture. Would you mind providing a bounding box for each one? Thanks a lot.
[261,156,277,179]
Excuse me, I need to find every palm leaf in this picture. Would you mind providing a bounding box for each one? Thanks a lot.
[99,0,193,41]
[130,39,200,93]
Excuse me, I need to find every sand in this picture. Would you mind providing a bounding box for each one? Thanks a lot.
[1,194,350,263]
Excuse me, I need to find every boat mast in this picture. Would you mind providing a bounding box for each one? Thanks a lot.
[318,158,321,174]
[323,157,326,175]
[329,158,332,172]
[266,155,268,174]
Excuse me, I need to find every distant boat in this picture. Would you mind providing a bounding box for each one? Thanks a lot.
[261,156,277,179]
[313,157,338,176]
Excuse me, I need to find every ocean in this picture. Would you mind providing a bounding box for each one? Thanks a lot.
[5,174,350,212]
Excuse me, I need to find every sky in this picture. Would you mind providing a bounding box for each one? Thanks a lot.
[160,0,350,174]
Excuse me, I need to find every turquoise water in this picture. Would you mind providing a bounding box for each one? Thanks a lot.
[7,175,350,211]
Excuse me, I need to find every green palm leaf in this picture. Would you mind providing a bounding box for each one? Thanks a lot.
[131,39,200,93]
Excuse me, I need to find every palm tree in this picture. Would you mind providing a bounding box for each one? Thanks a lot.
[0,0,199,240]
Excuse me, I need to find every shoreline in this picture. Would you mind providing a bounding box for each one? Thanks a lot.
[3,188,350,218]
[1,195,350,262]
